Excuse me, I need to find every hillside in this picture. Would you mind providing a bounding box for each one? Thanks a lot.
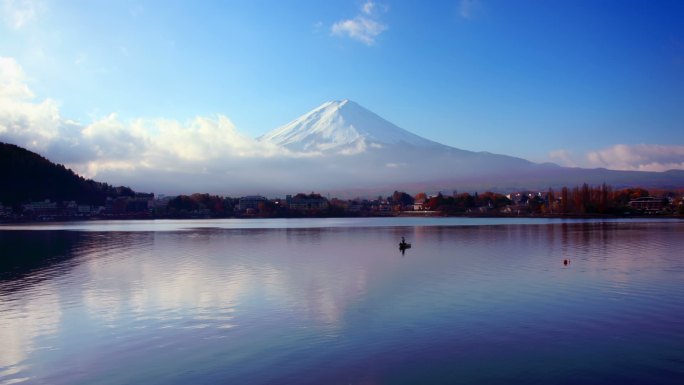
[0,142,137,206]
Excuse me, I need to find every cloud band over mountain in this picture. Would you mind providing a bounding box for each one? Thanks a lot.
[549,144,684,173]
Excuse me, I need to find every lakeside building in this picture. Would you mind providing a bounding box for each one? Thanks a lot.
[20,200,100,219]
[238,195,267,212]
[77,204,94,215]
[628,197,665,213]
[286,193,329,211]
[23,199,58,211]
[105,194,154,214]
[22,200,59,218]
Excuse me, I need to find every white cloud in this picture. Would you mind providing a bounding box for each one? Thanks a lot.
[549,145,684,171]
[385,162,405,168]
[548,149,578,167]
[0,56,287,185]
[586,144,684,172]
[361,1,376,15]
[331,18,387,45]
[331,1,387,46]
[144,114,278,161]
[0,56,34,99]
[0,57,61,149]
[1,0,40,29]
[82,113,148,160]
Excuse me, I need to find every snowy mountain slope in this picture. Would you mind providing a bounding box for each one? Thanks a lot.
[259,99,443,154]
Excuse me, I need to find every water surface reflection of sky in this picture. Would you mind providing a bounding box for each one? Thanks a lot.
[0,220,683,384]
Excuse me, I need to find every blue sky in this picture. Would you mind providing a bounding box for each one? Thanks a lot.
[1,0,683,174]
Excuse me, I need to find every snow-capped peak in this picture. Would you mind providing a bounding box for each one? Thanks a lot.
[259,99,440,154]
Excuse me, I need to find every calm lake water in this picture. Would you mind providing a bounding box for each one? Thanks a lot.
[1,218,683,384]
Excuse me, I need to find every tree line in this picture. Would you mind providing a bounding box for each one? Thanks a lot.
[162,184,683,218]
[409,183,682,216]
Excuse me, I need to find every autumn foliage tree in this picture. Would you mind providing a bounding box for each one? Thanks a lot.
[543,185,657,215]
[391,191,414,210]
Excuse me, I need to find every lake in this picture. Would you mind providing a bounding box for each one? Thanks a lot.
[1,218,683,384]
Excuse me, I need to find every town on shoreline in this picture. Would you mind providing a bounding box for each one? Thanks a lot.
[2,184,683,223]
[3,142,683,223]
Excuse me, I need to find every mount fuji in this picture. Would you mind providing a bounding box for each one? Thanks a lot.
[260,99,441,154]
[253,100,684,194]
[255,100,546,191]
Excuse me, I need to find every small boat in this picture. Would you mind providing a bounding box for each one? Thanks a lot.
[399,242,411,250]
[399,238,411,250]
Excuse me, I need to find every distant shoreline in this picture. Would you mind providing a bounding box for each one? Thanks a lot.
[2,212,682,225]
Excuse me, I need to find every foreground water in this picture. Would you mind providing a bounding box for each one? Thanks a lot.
[0,218,683,384]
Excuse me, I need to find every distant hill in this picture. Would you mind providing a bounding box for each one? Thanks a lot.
[0,142,138,206]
